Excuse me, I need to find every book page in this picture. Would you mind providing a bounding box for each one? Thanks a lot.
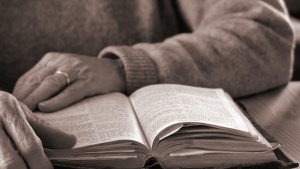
[35,93,147,148]
[129,84,250,148]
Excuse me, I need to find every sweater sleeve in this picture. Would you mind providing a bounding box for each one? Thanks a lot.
[98,0,294,97]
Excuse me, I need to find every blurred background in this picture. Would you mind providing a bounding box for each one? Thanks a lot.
[286,0,300,80]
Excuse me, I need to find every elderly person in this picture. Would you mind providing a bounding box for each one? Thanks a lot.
[0,0,293,113]
[0,91,76,169]
[0,0,295,168]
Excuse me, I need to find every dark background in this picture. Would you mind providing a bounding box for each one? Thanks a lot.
[286,0,300,81]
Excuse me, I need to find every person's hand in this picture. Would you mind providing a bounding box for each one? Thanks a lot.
[13,52,125,112]
[0,91,77,169]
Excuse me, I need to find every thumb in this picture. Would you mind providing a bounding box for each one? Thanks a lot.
[21,103,77,149]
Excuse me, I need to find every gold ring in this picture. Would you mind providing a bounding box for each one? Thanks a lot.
[55,70,70,85]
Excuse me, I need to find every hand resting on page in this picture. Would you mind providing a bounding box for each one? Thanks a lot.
[13,52,125,112]
[0,91,77,169]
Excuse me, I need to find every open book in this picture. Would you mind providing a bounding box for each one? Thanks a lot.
[35,84,278,169]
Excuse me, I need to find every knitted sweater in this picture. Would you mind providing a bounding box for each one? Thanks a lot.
[0,0,294,97]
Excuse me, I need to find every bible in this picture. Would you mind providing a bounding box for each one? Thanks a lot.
[35,84,279,169]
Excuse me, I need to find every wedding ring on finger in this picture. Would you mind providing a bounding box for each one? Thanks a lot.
[55,70,71,86]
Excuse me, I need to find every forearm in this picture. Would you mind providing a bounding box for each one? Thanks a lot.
[99,0,294,97]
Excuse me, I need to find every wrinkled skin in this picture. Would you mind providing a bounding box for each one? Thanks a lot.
[13,52,125,112]
[0,91,77,169]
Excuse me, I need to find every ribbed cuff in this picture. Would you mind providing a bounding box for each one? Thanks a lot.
[98,46,157,95]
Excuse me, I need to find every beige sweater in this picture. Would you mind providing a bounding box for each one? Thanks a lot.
[0,0,294,97]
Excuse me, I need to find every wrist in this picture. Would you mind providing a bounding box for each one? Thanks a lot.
[109,59,126,93]
[115,59,126,93]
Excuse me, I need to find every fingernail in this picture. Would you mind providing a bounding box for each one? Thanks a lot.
[39,102,45,107]
[38,103,47,111]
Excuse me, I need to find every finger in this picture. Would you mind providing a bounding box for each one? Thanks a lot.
[22,73,70,111]
[3,96,53,169]
[13,61,47,99]
[0,128,27,169]
[20,103,77,149]
[13,66,55,101]
[38,81,86,112]
[14,52,60,89]
[12,52,61,101]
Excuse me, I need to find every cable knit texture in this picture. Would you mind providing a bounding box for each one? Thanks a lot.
[0,0,294,97]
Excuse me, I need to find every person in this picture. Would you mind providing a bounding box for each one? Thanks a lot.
[0,0,295,168]
[0,91,77,169]
[0,0,293,113]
